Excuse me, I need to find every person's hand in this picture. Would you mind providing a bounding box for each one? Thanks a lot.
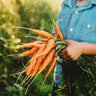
[59,40,84,61]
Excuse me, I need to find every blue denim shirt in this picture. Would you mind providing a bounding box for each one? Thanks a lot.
[52,0,96,86]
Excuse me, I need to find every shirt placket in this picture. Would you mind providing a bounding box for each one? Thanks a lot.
[67,6,79,40]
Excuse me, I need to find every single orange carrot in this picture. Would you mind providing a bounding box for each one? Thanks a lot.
[22,43,42,48]
[20,47,38,57]
[31,29,53,39]
[22,41,43,48]
[26,53,37,76]
[31,39,55,61]
[12,26,53,39]
[45,56,57,80]
[54,23,64,40]
[39,49,55,72]
[39,39,55,56]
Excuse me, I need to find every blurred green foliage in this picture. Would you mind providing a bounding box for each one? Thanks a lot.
[0,0,59,96]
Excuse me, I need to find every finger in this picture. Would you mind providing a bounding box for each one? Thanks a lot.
[64,40,71,44]
[60,54,73,61]
[62,56,70,61]
[64,56,69,60]
[59,48,67,56]
[63,57,74,61]
[60,54,67,59]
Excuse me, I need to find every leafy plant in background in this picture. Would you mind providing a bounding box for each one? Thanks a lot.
[0,1,22,95]
[0,0,58,96]
[5,83,24,96]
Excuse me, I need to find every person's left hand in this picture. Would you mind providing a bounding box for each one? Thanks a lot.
[59,40,84,61]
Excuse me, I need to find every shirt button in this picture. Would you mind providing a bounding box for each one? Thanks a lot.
[87,24,90,28]
[70,28,73,31]
[75,11,78,14]
[61,18,62,21]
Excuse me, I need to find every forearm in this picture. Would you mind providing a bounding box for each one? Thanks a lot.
[81,42,96,55]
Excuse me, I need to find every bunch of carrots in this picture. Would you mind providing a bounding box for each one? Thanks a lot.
[14,23,68,94]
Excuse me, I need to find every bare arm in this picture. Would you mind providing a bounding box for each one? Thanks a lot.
[81,42,96,55]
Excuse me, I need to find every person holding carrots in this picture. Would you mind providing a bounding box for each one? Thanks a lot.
[52,0,96,95]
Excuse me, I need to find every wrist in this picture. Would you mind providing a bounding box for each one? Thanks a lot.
[79,42,86,54]
[80,42,88,54]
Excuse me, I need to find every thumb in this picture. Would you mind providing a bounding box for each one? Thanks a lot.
[64,40,71,44]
